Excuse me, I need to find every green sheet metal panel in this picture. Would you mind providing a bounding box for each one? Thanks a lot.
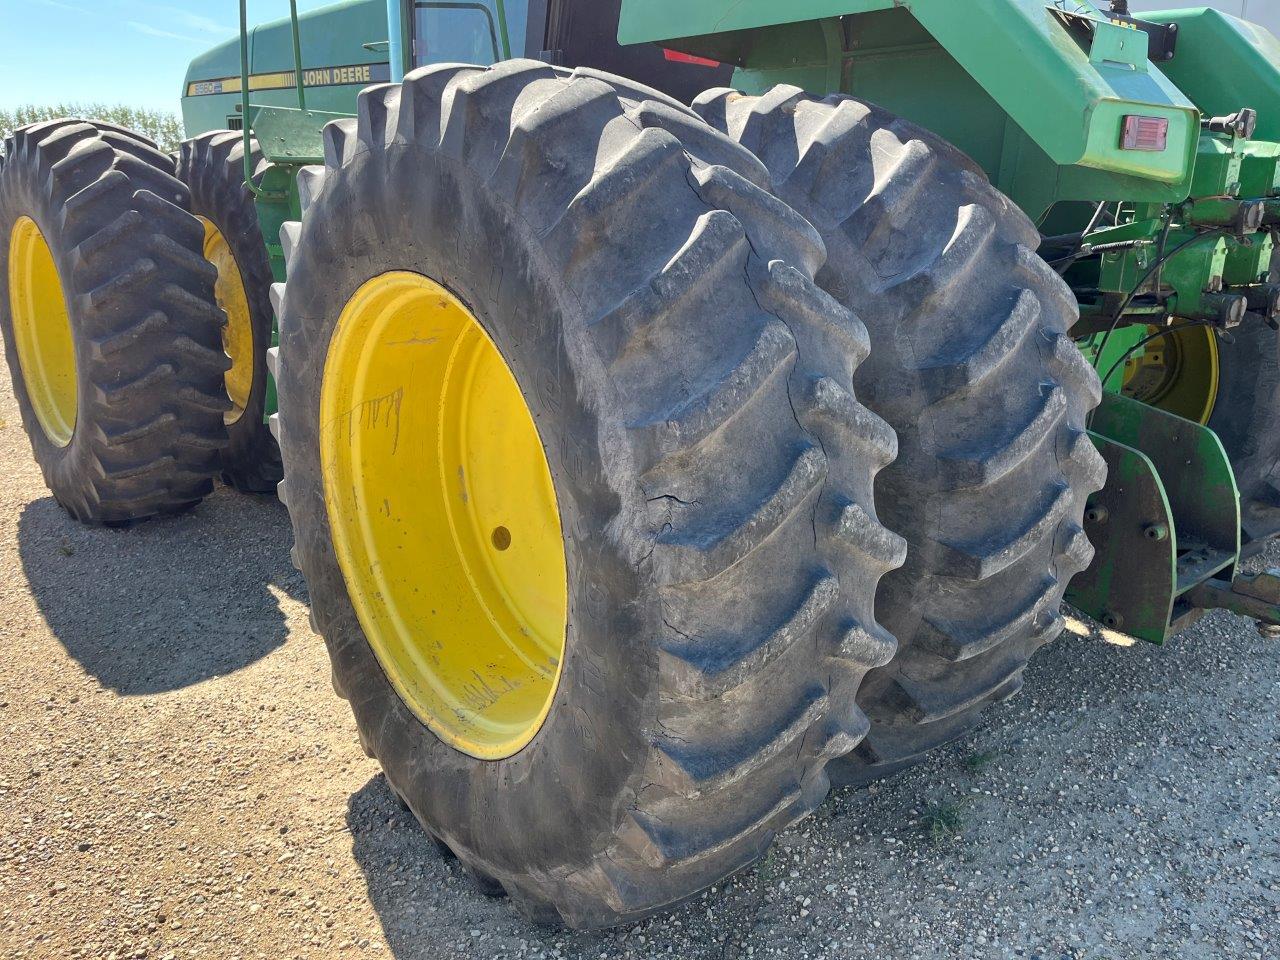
[1065,433,1178,644]
[620,0,1199,190]
[1142,8,1280,142]
[181,0,388,137]
[1090,392,1240,570]
[619,0,890,41]
[250,107,351,164]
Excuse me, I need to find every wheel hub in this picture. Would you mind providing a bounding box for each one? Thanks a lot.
[319,271,567,760]
[8,216,77,446]
[200,217,254,426]
[1122,324,1220,426]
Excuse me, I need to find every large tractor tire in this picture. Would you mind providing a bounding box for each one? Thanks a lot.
[175,131,283,493]
[0,119,229,524]
[273,61,905,927]
[1194,323,1280,554]
[696,87,1106,785]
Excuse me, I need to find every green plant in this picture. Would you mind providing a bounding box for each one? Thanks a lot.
[0,104,183,154]
[963,749,1000,774]
[921,800,969,844]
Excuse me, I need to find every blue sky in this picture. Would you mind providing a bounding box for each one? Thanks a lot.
[0,0,333,113]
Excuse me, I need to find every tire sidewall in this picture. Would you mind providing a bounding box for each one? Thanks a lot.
[279,142,657,880]
[0,153,94,502]
[1208,318,1280,539]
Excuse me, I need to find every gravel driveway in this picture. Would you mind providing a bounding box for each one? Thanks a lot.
[1,364,1277,960]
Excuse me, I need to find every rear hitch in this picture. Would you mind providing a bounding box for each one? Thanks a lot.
[1201,107,1258,140]
[1187,570,1280,637]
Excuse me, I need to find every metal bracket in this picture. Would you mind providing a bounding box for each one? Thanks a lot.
[1067,392,1239,644]
[1049,9,1179,63]
[1123,16,1179,63]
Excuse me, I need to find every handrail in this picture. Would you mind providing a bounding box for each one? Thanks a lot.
[289,0,307,112]
[239,0,259,196]
[238,0,307,194]
[494,0,511,60]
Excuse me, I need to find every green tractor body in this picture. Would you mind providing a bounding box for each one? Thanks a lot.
[180,0,391,139]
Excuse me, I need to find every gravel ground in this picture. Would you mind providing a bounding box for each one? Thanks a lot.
[1,363,1278,960]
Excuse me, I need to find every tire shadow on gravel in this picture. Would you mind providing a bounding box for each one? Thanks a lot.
[17,484,305,694]
[347,770,828,959]
[346,774,532,958]
[346,774,649,958]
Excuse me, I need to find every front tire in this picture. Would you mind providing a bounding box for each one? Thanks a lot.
[0,120,229,524]
[275,62,905,927]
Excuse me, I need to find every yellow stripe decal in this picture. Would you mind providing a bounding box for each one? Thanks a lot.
[186,62,391,97]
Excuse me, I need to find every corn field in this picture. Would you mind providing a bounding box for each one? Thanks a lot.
[0,105,184,155]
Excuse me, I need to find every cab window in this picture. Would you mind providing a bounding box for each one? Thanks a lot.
[413,1,528,67]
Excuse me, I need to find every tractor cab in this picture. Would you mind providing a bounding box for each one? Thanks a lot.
[402,0,729,100]
[181,1,728,167]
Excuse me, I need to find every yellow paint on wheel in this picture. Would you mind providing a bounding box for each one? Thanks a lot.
[321,271,568,760]
[8,216,77,447]
[200,217,254,425]
[1123,324,1220,425]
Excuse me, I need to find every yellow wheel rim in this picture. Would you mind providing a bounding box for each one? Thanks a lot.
[8,216,77,446]
[1122,324,1220,425]
[200,217,254,425]
[321,271,568,759]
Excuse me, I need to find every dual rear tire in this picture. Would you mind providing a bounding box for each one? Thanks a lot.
[0,122,283,524]
[271,65,1110,926]
[175,131,283,493]
[0,120,230,523]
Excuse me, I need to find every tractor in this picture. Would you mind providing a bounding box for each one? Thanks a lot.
[3,0,1280,930]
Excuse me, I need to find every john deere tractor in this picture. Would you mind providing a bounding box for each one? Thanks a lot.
[4,0,1280,929]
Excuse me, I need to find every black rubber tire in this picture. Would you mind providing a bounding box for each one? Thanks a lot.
[0,119,229,525]
[1205,320,1280,555]
[273,61,905,927]
[175,131,283,493]
[695,87,1107,786]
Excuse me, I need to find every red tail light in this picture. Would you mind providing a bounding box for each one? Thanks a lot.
[1121,115,1170,152]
